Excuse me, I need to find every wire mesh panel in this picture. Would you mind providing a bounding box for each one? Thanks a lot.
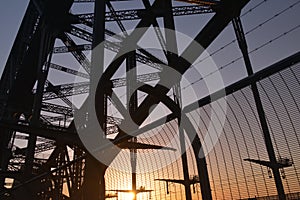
[1,0,300,199]
[103,63,300,200]
[257,65,300,196]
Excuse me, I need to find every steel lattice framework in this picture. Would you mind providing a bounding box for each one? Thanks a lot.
[0,0,299,200]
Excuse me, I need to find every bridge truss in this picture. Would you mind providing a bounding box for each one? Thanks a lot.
[0,0,300,199]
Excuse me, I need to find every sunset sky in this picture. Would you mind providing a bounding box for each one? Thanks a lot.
[0,0,299,199]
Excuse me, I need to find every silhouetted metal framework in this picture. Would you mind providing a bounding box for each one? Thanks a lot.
[0,0,299,200]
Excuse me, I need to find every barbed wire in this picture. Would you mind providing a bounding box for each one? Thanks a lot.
[109,21,300,118]
[182,23,300,90]
[54,0,299,121]
[181,0,300,90]
[192,0,300,71]
[107,0,272,115]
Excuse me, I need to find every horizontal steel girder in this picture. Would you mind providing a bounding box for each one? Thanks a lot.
[76,5,214,22]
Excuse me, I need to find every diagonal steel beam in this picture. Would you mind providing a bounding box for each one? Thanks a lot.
[3,52,299,156]
[60,33,91,74]
[67,26,164,70]
[41,72,160,100]
[131,0,251,126]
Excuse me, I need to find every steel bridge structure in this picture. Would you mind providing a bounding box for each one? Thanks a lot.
[0,0,300,199]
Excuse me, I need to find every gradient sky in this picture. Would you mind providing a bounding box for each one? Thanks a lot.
[0,0,29,75]
[0,0,299,84]
[0,1,299,199]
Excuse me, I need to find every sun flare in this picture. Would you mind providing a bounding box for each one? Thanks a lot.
[120,192,135,200]
[119,192,134,200]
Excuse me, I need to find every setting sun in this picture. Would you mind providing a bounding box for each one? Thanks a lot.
[119,192,135,200]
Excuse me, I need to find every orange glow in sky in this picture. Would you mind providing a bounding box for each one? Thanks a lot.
[119,192,135,200]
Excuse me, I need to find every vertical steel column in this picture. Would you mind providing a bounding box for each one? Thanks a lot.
[164,1,190,198]
[233,17,286,200]
[85,0,107,199]
[130,137,138,200]
[179,128,192,200]
[163,0,193,198]
[25,29,53,177]
[83,155,106,200]
[175,85,193,200]
[127,50,138,200]
[163,0,212,198]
